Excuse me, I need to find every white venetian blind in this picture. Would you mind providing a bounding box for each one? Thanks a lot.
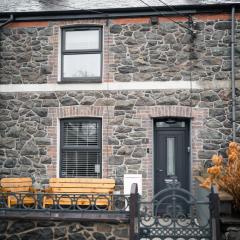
[64,122,98,146]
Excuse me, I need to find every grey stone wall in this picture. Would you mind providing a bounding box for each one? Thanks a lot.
[0,27,53,84]
[0,19,239,84]
[0,89,239,188]
[109,20,240,83]
[0,220,129,240]
[0,16,240,195]
[0,16,240,239]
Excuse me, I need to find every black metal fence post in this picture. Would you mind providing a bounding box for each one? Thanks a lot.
[129,183,138,240]
[209,185,221,240]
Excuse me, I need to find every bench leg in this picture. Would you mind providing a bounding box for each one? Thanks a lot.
[42,197,46,208]
[7,197,11,208]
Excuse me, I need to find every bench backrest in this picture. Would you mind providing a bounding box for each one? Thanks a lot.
[49,178,115,194]
[0,177,32,192]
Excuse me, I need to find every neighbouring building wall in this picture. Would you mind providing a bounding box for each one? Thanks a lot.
[0,14,240,199]
[0,220,129,240]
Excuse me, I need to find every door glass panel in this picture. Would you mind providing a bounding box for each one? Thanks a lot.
[167,137,175,176]
[156,121,185,128]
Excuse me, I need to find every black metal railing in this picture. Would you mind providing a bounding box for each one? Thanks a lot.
[0,192,130,212]
[128,178,221,240]
[0,183,221,240]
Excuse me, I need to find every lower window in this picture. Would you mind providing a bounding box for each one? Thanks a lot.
[60,118,102,178]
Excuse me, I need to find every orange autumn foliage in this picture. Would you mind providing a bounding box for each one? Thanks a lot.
[211,154,223,166]
[200,142,240,208]
[207,165,221,175]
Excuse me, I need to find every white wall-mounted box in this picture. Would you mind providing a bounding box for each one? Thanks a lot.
[124,174,142,195]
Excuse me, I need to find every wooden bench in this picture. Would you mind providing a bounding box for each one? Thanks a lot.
[43,178,115,209]
[0,178,36,208]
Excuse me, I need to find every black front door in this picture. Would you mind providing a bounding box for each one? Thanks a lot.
[154,119,190,194]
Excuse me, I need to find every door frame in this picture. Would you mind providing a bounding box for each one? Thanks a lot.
[153,118,191,195]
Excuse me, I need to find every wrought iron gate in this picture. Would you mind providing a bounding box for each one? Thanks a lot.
[135,177,220,240]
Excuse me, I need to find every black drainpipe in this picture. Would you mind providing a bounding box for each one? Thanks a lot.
[231,6,236,141]
[0,14,14,28]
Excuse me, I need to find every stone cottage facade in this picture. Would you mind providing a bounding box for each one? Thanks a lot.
[0,2,240,201]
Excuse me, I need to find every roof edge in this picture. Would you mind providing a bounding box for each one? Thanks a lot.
[0,3,239,22]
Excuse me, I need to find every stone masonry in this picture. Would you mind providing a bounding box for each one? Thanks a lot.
[0,89,239,199]
[109,20,240,84]
[0,16,240,199]
[0,18,239,84]
[0,220,129,240]
[0,26,53,84]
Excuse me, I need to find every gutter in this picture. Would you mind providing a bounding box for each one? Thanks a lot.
[0,14,14,28]
[0,10,195,23]
[231,7,236,141]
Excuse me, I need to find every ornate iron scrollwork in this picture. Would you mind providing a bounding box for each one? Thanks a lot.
[138,176,211,240]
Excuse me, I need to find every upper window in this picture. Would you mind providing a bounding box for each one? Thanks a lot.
[60,118,102,178]
[61,27,102,83]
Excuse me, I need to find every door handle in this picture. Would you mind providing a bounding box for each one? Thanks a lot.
[165,178,173,183]
[156,169,164,173]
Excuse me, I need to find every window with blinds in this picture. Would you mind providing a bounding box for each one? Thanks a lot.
[60,118,101,178]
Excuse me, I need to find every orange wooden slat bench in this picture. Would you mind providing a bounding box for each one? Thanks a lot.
[0,177,36,208]
[42,178,115,209]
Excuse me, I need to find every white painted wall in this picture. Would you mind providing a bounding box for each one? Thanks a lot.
[0,80,229,93]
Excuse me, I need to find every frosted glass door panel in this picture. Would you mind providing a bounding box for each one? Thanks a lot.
[167,137,175,176]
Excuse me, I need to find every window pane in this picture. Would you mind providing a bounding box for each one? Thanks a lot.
[64,121,99,146]
[63,54,101,78]
[65,30,100,50]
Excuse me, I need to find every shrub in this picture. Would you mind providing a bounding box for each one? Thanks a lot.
[200,142,240,209]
